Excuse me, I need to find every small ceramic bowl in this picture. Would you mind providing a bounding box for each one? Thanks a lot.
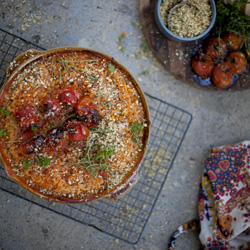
[154,0,217,42]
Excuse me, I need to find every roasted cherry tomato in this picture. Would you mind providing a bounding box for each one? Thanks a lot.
[76,96,96,116]
[227,51,247,74]
[221,32,243,50]
[48,128,69,151]
[67,120,89,142]
[202,37,227,60]
[78,108,103,127]
[58,85,81,107]
[20,131,45,154]
[191,52,214,79]
[43,97,61,116]
[20,131,35,154]
[211,61,235,88]
[76,96,102,127]
[15,105,38,128]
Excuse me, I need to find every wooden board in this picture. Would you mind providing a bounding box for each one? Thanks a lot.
[140,0,250,91]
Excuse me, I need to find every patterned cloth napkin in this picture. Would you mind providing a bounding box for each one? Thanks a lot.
[199,141,250,249]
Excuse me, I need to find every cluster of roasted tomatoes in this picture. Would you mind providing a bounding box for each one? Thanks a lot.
[14,85,102,154]
[192,32,248,88]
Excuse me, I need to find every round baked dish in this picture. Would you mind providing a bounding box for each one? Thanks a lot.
[0,47,150,203]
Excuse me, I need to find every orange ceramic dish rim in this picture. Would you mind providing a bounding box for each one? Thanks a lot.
[0,47,151,204]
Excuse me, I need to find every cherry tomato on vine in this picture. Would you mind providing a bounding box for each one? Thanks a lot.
[20,131,45,154]
[15,105,38,128]
[221,32,243,50]
[58,86,81,107]
[76,96,96,116]
[211,61,235,88]
[227,51,247,74]
[48,128,69,151]
[202,37,227,60]
[67,120,89,142]
[191,52,214,79]
[76,96,102,127]
[43,97,62,116]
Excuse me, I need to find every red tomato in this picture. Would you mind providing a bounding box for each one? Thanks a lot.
[20,131,35,154]
[76,96,102,127]
[78,108,103,127]
[58,85,81,107]
[20,131,45,154]
[227,51,247,74]
[48,128,69,151]
[191,52,214,79]
[202,37,227,60]
[15,105,38,128]
[211,61,235,88]
[221,32,243,50]
[76,96,95,116]
[43,97,61,115]
[67,120,89,142]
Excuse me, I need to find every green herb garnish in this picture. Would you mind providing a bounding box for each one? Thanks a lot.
[90,127,111,134]
[90,76,97,82]
[131,21,136,26]
[140,41,148,53]
[118,35,126,52]
[95,146,114,161]
[38,157,50,167]
[59,69,62,83]
[0,128,9,137]
[75,144,114,177]
[141,70,150,76]
[63,131,67,138]
[108,64,115,72]
[59,58,68,72]
[102,101,111,108]
[74,125,115,191]
[23,159,32,170]
[215,0,250,41]
[130,122,144,147]
[84,59,97,63]
[0,107,10,116]
[31,126,38,132]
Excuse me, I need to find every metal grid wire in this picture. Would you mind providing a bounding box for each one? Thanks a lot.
[0,28,192,244]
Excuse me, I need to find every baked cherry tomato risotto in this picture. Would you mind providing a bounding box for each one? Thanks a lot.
[0,50,149,202]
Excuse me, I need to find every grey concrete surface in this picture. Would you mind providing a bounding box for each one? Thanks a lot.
[0,1,250,250]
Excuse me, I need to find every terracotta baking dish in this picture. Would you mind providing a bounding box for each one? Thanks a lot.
[0,47,151,203]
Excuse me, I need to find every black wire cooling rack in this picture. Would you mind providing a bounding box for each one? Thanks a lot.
[0,28,192,244]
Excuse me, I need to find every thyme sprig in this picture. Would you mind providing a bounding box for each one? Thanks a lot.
[74,126,115,190]
[130,122,144,148]
[75,141,114,177]
[59,58,99,70]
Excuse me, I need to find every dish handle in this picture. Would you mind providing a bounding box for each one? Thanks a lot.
[105,171,139,201]
[6,49,42,79]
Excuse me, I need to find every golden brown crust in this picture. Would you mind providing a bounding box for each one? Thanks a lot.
[0,50,149,202]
